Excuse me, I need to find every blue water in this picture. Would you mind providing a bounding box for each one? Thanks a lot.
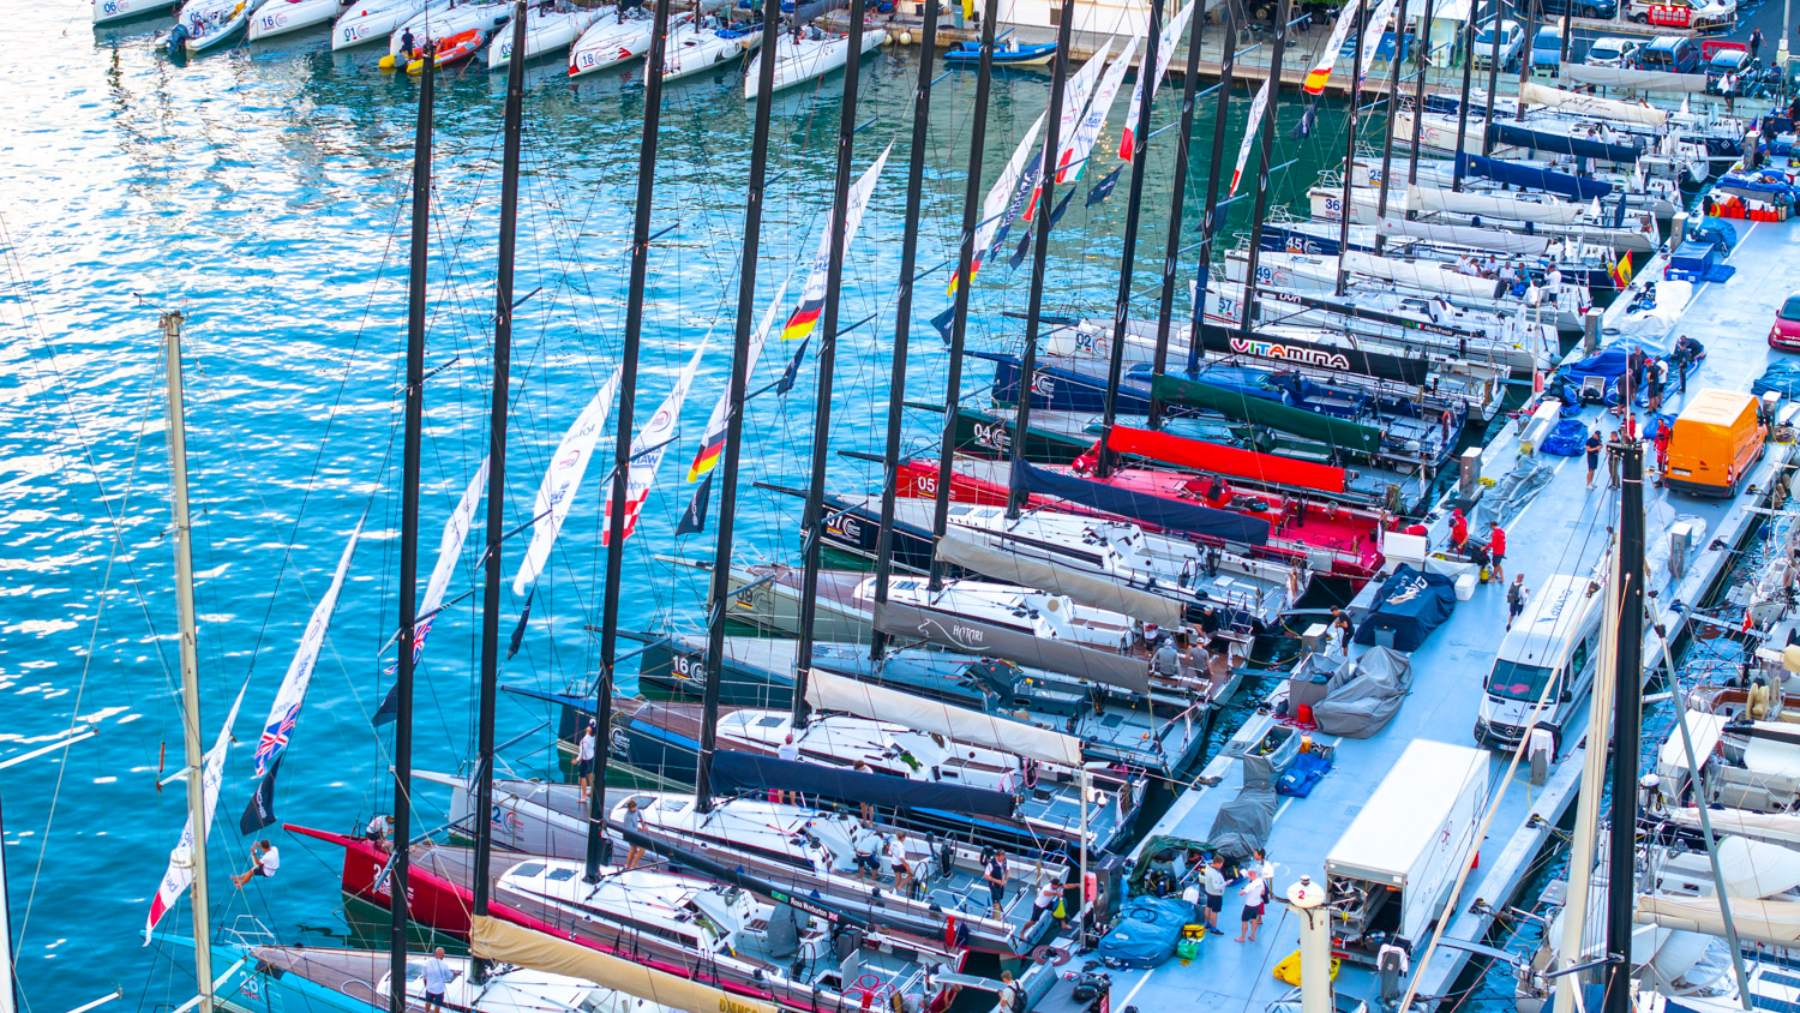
[0,14,1356,1010]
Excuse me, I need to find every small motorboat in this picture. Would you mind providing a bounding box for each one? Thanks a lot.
[406,24,486,71]
[944,37,1056,66]
[174,0,251,52]
[649,15,758,82]
[379,0,509,66]
[331,0,438,49]
[743,23,886,98]
[486,2,596,68]
[247,0,346,39]
[94,0,176,25]
[567,5,656,76]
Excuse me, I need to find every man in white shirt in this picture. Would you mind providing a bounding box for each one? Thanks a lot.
[421,946,455,1011]
[1235,869,1268,942]
[776,733,800,805]
[231,839,280,888]
[577,719,597,803]
[853,821,883,882]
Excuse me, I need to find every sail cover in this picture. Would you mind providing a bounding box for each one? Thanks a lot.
[1019,462,1271,546]
[1354,565,1456,651]
[1230,78,1272,195]
[146,679,249,940]
[514,369,623,594]
[1150,375,1384,456]
[935,532,1184,628]
[1207,755,1277,862]
[1557,63,1708,93]
[1309,647,1413,737]
[1340,251,1505,299]
[470,915,781,1013]
[1105,426,1350,494]
[1407,185,1586,224]
[1520,80,1668,127]
[1118,0,1197,160]
[805,669,1082,766]
[710,750,1016,817]
[1455,153,1613,201]
[601,341,706,546]
[781,144,893,342]
[873,599,1151,695]
[1059,35,1138,185]
[1376,216,1556,256]
[1486,121,1643,164]
[1302,0,1364,94]
[1669,807,1800,847]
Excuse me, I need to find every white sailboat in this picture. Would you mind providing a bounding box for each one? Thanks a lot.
[331,0,439,49]
[485,2,597,69]
[648,14,760,82]
[247,0,345,40]
[567,5,657,77]
[742,24,886,99]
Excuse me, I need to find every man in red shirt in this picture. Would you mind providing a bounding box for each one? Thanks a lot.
[1449,508,1469,554]
[1488,522,1506,582]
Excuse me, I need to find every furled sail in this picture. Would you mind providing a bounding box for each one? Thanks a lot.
[1376,216,1555,256]
[1117,0,1197,159]
[947,112,1046,295]
[513,370,623,594]
[601,341,706,547]
[935,531,1184,628]
[781,143,894,343]
[872,598,1151,695]
[1230,78,1272,195]
[1407,184,1587,224]
[1519,80,1668,127]
[146,679,248,940]
[1301,0,1364,94]
[1058,35,1138,185]
[1635,895,1800,947]
[803,668,1084,766]
[1025,39,1112,220]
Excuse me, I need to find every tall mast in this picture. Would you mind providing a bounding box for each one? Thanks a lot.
[694,0,781,813]
[590,0,673,870]
[389,47,436,1013]
[1517,0,1534,117]
[472,6,528,979]
[1480,0,1501,154]
[925,0,1001,593]
[0,793,13,1013]
[160,309,214,1013]
[1451,5,1475,189]
[1095,0,1165,479]
[1373,0,1413,253]
[1238,0,1294,335]
[1603,440,1646,1013]
[1333,5,1365,295]
[1406,0,1434,196]
[793,0,869,723]
[867,0,941,662]
[1188,0,1237,377]
[1147,0,1206,428]
[1007,0,1078,517]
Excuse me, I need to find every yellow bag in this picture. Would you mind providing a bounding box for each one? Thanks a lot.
[1273,949,1342,986]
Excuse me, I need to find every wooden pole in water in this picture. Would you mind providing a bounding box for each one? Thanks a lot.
[1189,0,1238,376]
[590,0,673,871]
[868,0,941,664]
[473,5,529,973]
[160,308,213,1013]
[389,43,435,1013]
[1148,0,1208,429]
[1007,0,1078,516]
[794,0,870,723]
[695,0,782,814]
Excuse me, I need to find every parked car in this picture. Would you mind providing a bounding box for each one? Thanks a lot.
[1585,35,1641,66]
[1471,18,1524,70]
[1636,34,1702,73]
[1538,0,1618,17]
[1531,25,1563,69]
[1769,292,1800,351]
[1628,0,1732,31]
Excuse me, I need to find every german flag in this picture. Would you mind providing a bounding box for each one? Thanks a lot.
[685,435,725,483]
[781,298,823,342]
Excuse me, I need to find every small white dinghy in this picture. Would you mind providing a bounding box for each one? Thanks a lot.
[173,0,252,52]
[566,4,656,77]
[650,14,759,82]
[330,0,439,49]
[94,0,176,26]
[379,0,510,64]
[486,2,597,69]
[743,23,885,99]
[247,0,345,39]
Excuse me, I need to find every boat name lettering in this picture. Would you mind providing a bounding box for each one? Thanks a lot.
[826,513,862,541]
[1028,371,1056,397]
[971,421,1011,451]
[1227,337,1352,371]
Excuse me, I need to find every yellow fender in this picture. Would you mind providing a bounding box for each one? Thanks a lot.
[1273,949,1342,986]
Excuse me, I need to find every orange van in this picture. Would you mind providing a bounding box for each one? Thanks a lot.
[1663,388,1767,497]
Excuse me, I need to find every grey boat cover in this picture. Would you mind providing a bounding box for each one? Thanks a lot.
[935,532,1185,629]
[1207,755,1277,863]
[1310,647,1414,738]
[872,599,1152,695]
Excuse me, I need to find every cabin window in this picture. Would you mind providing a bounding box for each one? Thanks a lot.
[510,862,546,878]
[546,867,580,882]
[755,715,786,728]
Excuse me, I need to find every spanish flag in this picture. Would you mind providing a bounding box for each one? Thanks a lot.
[1609,250,1634,288]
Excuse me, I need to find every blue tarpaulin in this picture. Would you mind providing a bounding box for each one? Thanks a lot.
[709,750,1018,817]
[1540,418,1591,456]
[1097,895,1195,968]
[1456,153,1612,201]
[1354,565,1457,651]
[1020,462,1273,547]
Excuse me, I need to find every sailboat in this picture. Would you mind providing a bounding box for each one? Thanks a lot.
[742,20,886,99]
[485,1,597,69]
[247,0,348,40]
[566,6,658,77]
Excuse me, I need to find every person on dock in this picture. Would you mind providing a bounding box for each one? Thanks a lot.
[231,839,280,888]
[621,798,645,870]
[1252,848,1276,894]
[422,947,453,1012]
[1032,875,1064,926]
[1449,507,1469,554]
[1329,607,1355,642]
[1507,575,1528,631]
[1607,431,1624,489]
[1234,868,1267,942]
[1751,26,1764,61]
[576,718,597,803]
[1586,428,1603,488]
[996,971,1021,1013]
[1201,854,1226,931]
[1488,522,1507,582]
[984,848,1009,918]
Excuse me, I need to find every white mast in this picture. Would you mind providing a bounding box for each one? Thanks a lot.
[160,310,215,1013]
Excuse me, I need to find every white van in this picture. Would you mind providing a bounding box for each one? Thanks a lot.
[1472,574,1604,749]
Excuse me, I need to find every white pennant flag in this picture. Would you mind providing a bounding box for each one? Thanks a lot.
[1059,35,1139,185]
[1355,0,1403,85]
[250,521,364,779]
[1302,0,1365,94]
[1026,40,1113,220]
[602,342,707,547]
[949,113,1046,294]
[686,273,792,484]
[413,464,484,659]
[145,679,249,941]
[513,370,623,595]
[779,143,894,343]
[1230,78,1273,196]
[1118,0,1197,160]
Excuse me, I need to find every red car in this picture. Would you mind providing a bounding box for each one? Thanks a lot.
[1772,293,1800,350]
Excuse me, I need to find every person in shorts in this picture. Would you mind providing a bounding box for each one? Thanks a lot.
[984,849,1008,918]
[576,719,597,803]
[231,840,280,888]
[1235,869,1267,942]
[1201,854,1226,931]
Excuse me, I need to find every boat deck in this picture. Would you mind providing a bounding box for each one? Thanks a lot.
[1021,216,1800,1013]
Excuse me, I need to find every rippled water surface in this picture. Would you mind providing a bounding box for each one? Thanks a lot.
[0,10,1354,1007]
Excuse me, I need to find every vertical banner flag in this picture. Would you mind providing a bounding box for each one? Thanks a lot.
[946,112,1046,295]
[146,679,249,941]
[1025,40,1112,220]
[1058,36,1139,186]
[1118,0,1198,160]
[781,144,894,343]
[684,274,791,484]
[1355,0,1403,85]
[513,370,624,595]
[1230,78,1273,196]
[1302,0,1364,94]
[601,341,708,547]
[413,462,486,663]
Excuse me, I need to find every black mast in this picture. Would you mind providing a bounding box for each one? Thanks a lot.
[1517,0,1534,119]
[1147,0,1206,429]
[925,0,1001,592]
[471,2,527,983]
[1007,0,1078,517]
[1451,2,1475,189]
[1406,0,1434,205]
[1188,0,1238,377]
[1373,0,1414,253]
[694,0,781,813]
[793,0,869,723]
[1480,0,1502,154]
[388,40,435,1013]
[1604,440,1646,1013]
[1095,0,1165,479]
[1333,4,1365,296]
[588,0,674,875]
[1238,0,1294,336]
[868,0,940,662]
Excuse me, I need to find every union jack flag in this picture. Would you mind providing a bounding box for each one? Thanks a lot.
[253,704,299,776]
